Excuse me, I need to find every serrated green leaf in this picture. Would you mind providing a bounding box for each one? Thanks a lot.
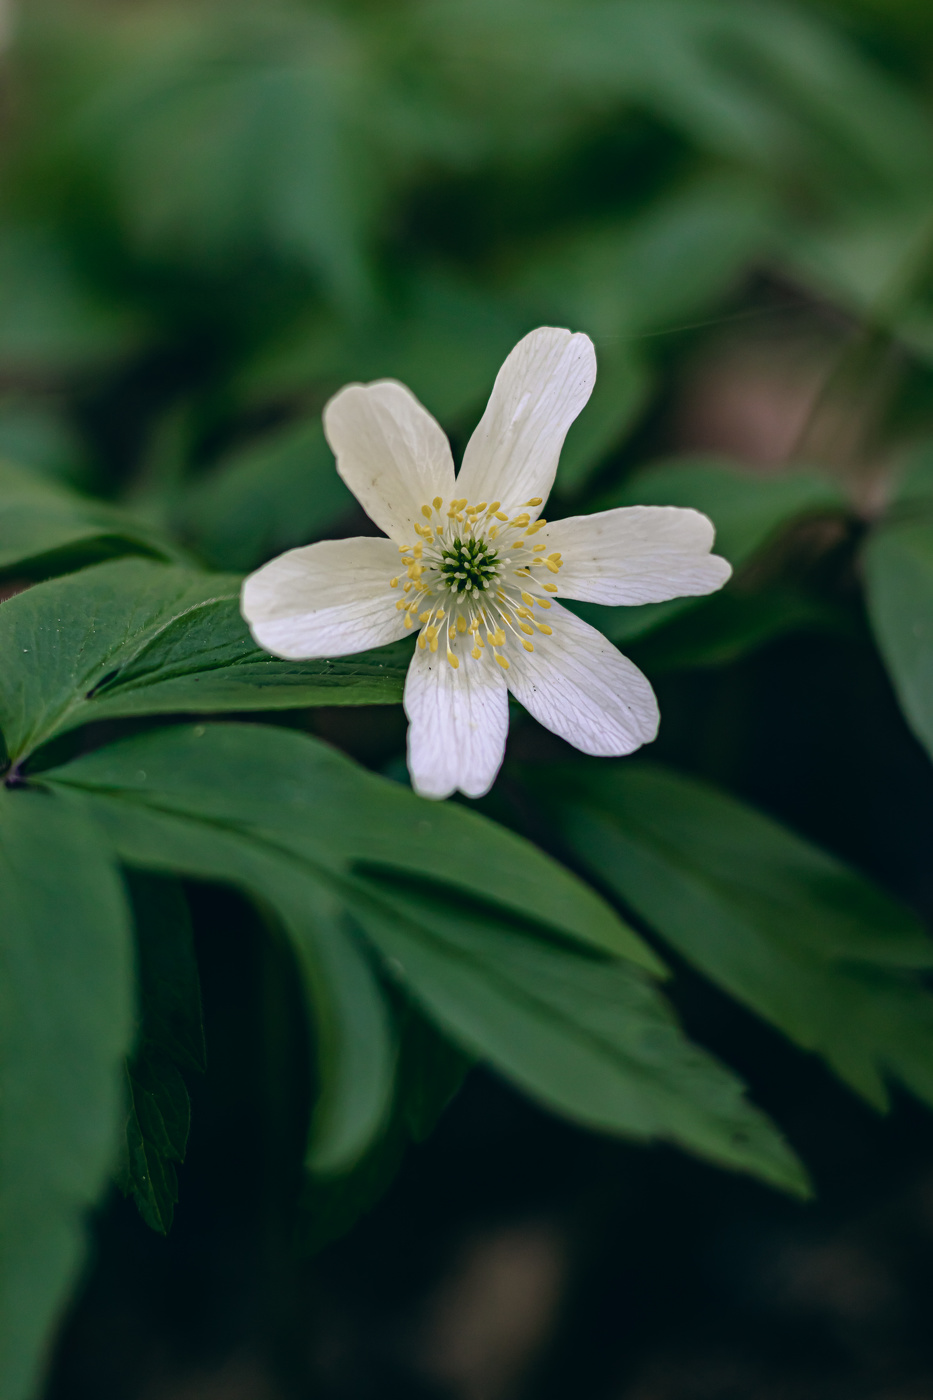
[45,722,662,972]
[865,518,933,764]
[0,459,181,580]
[0,787,133,1400]
[350,884,808,1196]
[546,763,933,1111]
[0,561,408,764]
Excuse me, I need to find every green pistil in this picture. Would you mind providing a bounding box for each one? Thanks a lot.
[439,537,499,594]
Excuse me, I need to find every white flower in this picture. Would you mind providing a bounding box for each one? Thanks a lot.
[241,327,731,800]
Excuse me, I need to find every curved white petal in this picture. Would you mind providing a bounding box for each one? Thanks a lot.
[456,327,596,514]
[323,380,456,543]
[505,602,658,756]
[539,505,732,605]
[241,536,406,659]
[404,643,509,800]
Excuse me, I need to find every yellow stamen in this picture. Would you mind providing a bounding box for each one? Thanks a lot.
[494,511,508,521]
[536,622,553,634]
[543,584,558,593]
[456,616,467,633]
[533,544,547,552]
[519,623,534,635]
[390,577,399,588]
[545,559,561,574]
[524,497,543,506]
[447,651,459,669]
[404,614,413,628]
[433,495,443,509]
[521,640,534,652]
[495,654,510,670]
[471,646,482,659]
[521,591,535,606]
[536,597,552,608]
[421,504,432,519]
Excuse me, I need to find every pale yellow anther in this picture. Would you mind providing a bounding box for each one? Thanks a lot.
[419,611,431,623]
[494,511,508,521]
[399,544,411,553]
[495,654,510,670]
[521,591,535,606]
[536,622,553,634]
[390,577,399,588]
[548,552,562,561]
[471,646,482,659]
[425,626,438,641]
[489,526,498,539]
[488,501,501,512]
[513,540,524,548]
[500,612,514,625]
[521,640,534,652]
[543,584,558,593]
[510,514,530,528]
[524,497,543,507]
[533,544,547,552]
[519,622,534,635]
[516,607,532,618]
[396,600,406,611]
[526,520,546,535]
[545,559,560,574]
[430,636,439,653]
[421,504,432,519]
[536,597,552,608]
[418,634,427,649]
[474,502,487,512]
[404,614,413,629]
[412,543,423,558]
[404,582,412,593]
[456,616,467,634]
[433,495,443,510]
[447,651,459,669]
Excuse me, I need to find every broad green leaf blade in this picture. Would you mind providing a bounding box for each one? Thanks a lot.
[46,722,663,972]
[0,459,181,578]
[46,792,396,1178]
[578,459,848,645]
[0,561,408,763]
[865,519,933,763]
[350,886,808,1196]
[548,763,933,1110]
[0,787,133,1400]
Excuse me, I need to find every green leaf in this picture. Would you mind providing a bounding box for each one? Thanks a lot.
[45,722,661,972]
[117,875,204,1234]
[44,725,806,1196]
[177,419,356,572]
[0,561,408,763]
[627,588,850,673]
[547,763,933,1111]
[351,884,808,1196]
[578,458,848,644]
[0,459,181,580]
[865,518,933,763]
[554,344,651,496]
[0,787,133,1400]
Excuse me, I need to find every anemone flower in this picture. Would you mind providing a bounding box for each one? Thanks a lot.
[241,327,731,798]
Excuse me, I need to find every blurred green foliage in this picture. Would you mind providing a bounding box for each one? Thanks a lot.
[9,3,933,1398]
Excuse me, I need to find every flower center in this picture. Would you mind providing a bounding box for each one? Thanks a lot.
[439,537,499,595]
[389,495,564,671]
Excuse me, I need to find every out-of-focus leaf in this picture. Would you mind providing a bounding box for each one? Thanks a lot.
[520,178,772,343]
[178,419,355,571]
[0,403,90,486]
[628,588,850,672]
[352,885,808,1196]
[0,562,409,762]
[0,787,133,1400]
[0,459,181,579]
[578,459,848,643]
[555,344,651,496]
[53,7,375,307]
[0,228,141,375]
[865,518,933,762]
[548,763,933,1110]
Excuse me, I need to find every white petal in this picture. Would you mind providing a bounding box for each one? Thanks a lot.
[241,537,407,659]
[404,644,509,800]
[456,327,596,514]
[323,380,456,543]
[538,506,732,605]
[505,602,658,756]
